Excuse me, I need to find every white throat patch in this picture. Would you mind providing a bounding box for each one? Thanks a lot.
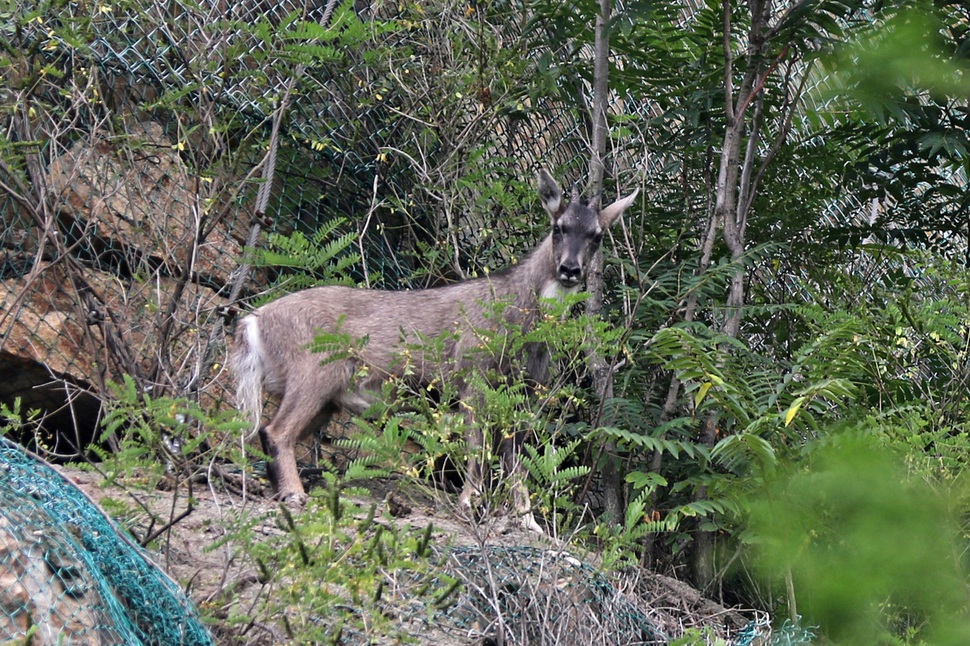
[541,279,580,301]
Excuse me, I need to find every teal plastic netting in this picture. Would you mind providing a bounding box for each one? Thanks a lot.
[733,615,817,646]
[0,436,213,645]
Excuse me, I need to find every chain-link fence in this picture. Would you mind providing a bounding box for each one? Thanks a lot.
[0,0,611,451]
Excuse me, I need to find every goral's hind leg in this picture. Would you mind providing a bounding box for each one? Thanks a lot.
[456,384,485,518]
[261,398,334,507]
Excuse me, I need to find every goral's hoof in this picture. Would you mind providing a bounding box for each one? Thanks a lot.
[519,512,545,535]
[274,490,308,509]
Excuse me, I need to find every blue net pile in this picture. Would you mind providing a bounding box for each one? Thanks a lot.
[0,436,213,645]
[733,614,817,646]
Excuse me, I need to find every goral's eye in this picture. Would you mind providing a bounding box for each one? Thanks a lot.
[552,224,563,235]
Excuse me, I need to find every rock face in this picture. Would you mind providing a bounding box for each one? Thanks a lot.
[0,121,245,444]
[46,121,243,287]
[0,260,231,388]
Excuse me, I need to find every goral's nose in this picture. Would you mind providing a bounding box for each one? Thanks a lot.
[558,261,581,286]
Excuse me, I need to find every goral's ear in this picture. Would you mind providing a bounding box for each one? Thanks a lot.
[537,169,563,217]
[598,187,639,228]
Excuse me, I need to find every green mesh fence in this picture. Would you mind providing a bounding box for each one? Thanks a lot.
[433,545,666,645]
[0,436,213,645]
[416,545,815,645]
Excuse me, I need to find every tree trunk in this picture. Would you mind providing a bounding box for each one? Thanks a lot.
[586,0,624,524]
[691,0,773,591]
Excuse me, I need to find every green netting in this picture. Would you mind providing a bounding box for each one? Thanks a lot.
[733,615,817,646]
[0,436,213,645]
[432,545,666,645]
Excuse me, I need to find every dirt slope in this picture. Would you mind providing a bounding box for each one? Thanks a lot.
[50,464,758,645]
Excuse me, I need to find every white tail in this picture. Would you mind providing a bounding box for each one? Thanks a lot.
[233,317,265,431]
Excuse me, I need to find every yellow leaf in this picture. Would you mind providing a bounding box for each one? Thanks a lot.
[694,381,713,408]
[785,396,806,427]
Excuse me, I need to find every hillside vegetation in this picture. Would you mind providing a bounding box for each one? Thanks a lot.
[1,0,969,643]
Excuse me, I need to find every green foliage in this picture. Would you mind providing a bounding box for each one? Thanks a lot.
[804,3,970,251]
[0,398,41,446]
[96,375,248,490]
[750,433,970,645]
[612,252,970,590]
[521,438,589,525]
[220,474,450,643]
[824,6,970,121]
[593,486,680,570]
[239,3,375,69]
[667,626,728,646]
[249,216,361,298]
[714,257,970,640]
[257,218,359,273]
[336,414,421,483]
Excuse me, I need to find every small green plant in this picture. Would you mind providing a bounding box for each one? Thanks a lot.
[249,216,361,299]
[95,374,248,490]
[219,472,452,643]
[0,398,79,462]
[667,626,728,646]
[336,413,421,482]
[0,398,40,443]
[521,438,588,527]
